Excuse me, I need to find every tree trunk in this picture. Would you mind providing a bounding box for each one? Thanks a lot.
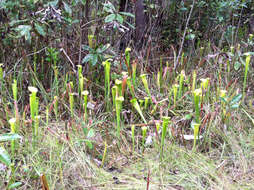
[135,0,145,49]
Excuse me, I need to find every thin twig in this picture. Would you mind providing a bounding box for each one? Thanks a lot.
[60,48,76,73]
[175,0,196,69]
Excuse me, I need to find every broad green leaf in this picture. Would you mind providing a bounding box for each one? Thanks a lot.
[243,52,254,56]
[115,14,123,24]
[15,25,32,42]
[97,44,109,53]
[0,147,11,166]
[35,23,46,37]
[231,104,239,109]
[125,21,135,29]
[119,12,135,18]
[87,129,94,138]
[105,14,115,23]
[85,140,93,149]
[82,45,92,51]
[220,97,228,103]
[10,19,29,27]
[230,94,242,106]
[183,134,203,140]
[63,2,72,15]
[81,0,86,5]
[0,133,22,142]
[82,54,94,63]
[91,54,98,66]
[48,0,59,6]
[184,114,192,120]
[82,127,88,136]
[234,61,241,70]
[103,2,115,13]
[8,182,22,189]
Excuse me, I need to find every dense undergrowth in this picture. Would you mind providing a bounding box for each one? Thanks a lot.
[0,34,254,190]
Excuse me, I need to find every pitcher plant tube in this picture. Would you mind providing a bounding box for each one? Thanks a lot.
[193,88,202,123]
[102,59,111,111]
[160,117,170,161]
[130,98,147,124]
[82,90,89,122]
[140,74,151,97]
[115,96,124,139]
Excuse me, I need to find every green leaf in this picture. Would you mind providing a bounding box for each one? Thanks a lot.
[230,94,242,106]
[9,19,29,27]
[91,54,98,66]
[82,127,88,136]
[82,54,94,63]
[230,104,239,109]
[63,2,72,15]
[105,14,116,23]
[48,0,59,7]
[234,61,241,70]
[35,23,46,37]
[220,97,228,103]
[119,12,135,18]
[97,44,109,53]
[0,147,11,166]
[103,2,115,13]
[125,21,135,29]
[8,182,22,189]
[0,133,22,142]
[85,140,93,149]
[15,25,32,42]
[184,114,192,120]
[81,0,86,5]
[115,14,123,24]
[82,45,92,51]
[243,52,254,56]
[87,129,94,138]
